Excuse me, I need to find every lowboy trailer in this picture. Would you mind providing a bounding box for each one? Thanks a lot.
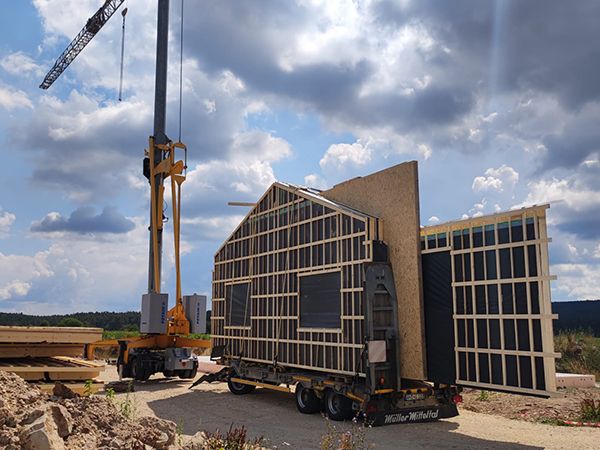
[192,262,462,426]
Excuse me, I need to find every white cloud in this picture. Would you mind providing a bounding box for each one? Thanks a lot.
[519,177,600,211]
[428,216,440,224]
[418,143,432,160]
[0,249,53,301]
[0,218,149,311]
[304,173,328,190]
[181,215,245,242]
[0,85,33,110]
[0,52,44,77]
[0,208,16,237]
[472,164,519,193]
[320,140,373,170]
[0,281,32,301]
[230,130,292,163]
[552,264,600,300]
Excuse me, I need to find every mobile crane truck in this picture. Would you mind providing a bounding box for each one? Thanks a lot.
[40,0,209,380]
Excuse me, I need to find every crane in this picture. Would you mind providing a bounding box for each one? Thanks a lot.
[40,0,210,381]
[39,0,125,90]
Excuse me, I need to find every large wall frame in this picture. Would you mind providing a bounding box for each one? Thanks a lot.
[421,204,559,395]
[212,182,380,376]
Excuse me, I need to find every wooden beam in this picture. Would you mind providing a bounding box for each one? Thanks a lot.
[0,356,104,381]
[0,344,83,358]
[0,326,103,344]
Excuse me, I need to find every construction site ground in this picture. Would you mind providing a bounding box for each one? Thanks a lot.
[99,364,599,450]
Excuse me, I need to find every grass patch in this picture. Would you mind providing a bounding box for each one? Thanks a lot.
[102,330,140,340]
[554,329,600,379]
[102,330,210,340]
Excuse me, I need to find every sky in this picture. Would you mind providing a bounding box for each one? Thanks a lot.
[0,0,599,314]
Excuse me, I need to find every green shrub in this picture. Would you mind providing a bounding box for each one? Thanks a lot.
[554,330,600,379]
[58,317,85,327]
[203,425,264,450]
[579,399,600,422]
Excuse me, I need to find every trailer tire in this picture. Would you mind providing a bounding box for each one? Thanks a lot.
[324,389,353,421]
[295,385,321,414]
[227,377,256,395]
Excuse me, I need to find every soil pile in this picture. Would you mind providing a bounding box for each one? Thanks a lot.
[462,387,600,423]
[0,370,203,450]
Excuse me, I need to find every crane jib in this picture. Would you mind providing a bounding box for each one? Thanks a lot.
[39,0,126,90]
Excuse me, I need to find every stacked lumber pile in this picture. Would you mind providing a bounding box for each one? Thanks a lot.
[0,326,105,388]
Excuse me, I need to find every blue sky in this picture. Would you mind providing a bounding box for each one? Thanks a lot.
[0,0,599,314]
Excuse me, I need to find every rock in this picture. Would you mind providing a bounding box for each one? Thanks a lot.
[183,431,207,450]
[21,408,46,426]
[137,416,177,449]
[49,405,73,438]
[52,383,78,400]
[20,413,65,450]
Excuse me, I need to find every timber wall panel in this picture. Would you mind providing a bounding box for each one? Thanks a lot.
[212,183,376,376]
[421,205,558,395]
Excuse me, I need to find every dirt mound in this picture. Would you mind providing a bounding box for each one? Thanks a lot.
[0,371,201,450]
[462,387,600,423]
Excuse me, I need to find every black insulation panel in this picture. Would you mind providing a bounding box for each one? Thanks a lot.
[299,272,341,328]
[422,251,456,384]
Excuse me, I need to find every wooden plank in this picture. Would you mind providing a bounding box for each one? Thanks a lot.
[0,344,83,358]
[0,356,104,381]
[0,326,103,344]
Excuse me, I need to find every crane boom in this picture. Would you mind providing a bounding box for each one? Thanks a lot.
[39,0,125,89]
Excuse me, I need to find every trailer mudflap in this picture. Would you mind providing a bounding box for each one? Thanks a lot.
[367,403,458,426]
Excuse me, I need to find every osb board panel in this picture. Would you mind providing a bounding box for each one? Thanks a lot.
[322,161,426,379]
[0,326,102,344]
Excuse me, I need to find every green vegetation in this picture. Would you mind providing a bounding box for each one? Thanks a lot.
[119,382,137,420]
[203,425,264,450]
[105,387,116,402]
[476,390,490,401]
[554,330,600,379]
[320,419,369,450]
[102,330,141,340]
[101,330,210,340]
[0,310,212,334]
[579,399,600,423]
[0,311,141,330]
[83,379,94,397]
[58,317,85,327]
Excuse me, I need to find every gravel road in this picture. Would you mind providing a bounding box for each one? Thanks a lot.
[100,366,599,449]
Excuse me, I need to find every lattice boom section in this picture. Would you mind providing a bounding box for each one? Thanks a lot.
[212,183,377,376]
[421,205,557,394]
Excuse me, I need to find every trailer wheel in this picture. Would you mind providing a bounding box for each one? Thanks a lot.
[295,385,321,414]
[227,377,256,395]
[324,389,353,421]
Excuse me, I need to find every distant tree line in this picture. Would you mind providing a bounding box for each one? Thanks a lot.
[2,301,596,335]
[552,300,600,336]
[0,310,212,333]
